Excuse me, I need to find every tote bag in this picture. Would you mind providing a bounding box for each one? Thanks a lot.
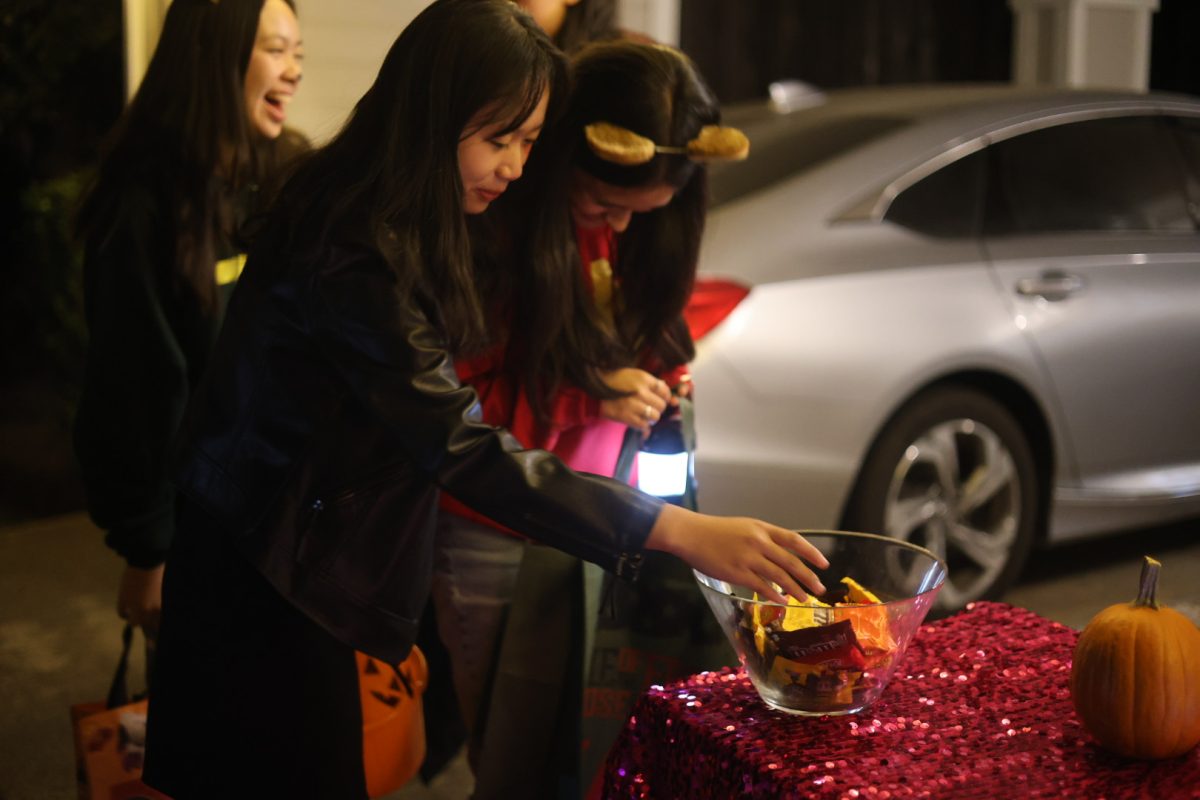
[69,624,170,800]
[357,645,429,798]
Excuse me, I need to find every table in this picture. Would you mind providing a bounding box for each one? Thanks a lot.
[602,602,1200,799]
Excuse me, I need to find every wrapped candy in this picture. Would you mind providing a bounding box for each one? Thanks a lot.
[738,577,897,711]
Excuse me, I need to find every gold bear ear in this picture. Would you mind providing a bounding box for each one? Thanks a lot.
[686,126,750,162]
[584,122,657,165]
[584,121,751,165]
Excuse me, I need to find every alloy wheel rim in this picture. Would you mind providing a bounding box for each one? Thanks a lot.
[882,417,1019,608]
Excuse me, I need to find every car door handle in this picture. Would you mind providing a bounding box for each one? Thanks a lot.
[1015,271,1084,301]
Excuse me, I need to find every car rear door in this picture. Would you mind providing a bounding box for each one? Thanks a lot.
[981,113,1200,504]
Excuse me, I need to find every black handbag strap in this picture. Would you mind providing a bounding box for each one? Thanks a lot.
[105,624,135,709]
[612,426,641,485]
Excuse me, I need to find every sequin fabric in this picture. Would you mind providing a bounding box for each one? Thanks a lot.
[602,602,1200,799]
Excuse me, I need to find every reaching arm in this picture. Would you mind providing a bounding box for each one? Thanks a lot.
[646,504,828,603]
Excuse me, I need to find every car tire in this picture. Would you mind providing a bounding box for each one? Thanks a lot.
[842,385,1039,611]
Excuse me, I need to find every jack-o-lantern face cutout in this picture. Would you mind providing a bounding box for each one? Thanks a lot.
[360,655,418,713]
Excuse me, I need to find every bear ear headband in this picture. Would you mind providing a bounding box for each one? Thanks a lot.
[584,122,750,166]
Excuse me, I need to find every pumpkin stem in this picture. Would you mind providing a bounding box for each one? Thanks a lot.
[1134,556,1161,608]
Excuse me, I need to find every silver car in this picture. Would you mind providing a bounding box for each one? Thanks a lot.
[690,84,1200,610]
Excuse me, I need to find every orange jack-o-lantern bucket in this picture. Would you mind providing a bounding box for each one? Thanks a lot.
[357,646,428,798]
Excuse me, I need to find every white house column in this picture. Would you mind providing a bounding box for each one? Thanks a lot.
[121,0,171,101]
[619,0,681,46]
[1009,0,1160,91]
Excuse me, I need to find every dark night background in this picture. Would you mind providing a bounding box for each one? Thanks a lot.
[2,0,1198,522]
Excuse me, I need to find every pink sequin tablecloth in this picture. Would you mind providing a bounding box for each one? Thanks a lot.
[602,601,1200,799]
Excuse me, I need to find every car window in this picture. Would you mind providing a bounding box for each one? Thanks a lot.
[1168,115,1200,173]
[709,115,911,208]
[983,115,1194,235]
[883,148,985,238]
[1165,114,1200,209]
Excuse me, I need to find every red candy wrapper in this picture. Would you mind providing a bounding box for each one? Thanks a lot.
[772,619,867,668]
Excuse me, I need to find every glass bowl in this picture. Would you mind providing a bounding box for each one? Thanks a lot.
[694,530,947,716]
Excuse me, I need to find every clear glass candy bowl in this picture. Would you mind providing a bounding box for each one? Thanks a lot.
[695,530,947,716]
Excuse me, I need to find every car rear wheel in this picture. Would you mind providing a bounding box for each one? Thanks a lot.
[842,386,1038,611]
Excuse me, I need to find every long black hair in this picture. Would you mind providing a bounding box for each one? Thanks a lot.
[501,41,718,424]
[276,0,567,353]
[77,0,292,311]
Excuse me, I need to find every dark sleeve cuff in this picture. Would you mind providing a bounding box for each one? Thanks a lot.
[103,511,174,568]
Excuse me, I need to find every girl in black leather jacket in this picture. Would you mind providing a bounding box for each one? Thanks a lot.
[143,2,828,797]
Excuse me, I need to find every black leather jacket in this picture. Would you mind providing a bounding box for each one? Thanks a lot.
[171,225,662,662]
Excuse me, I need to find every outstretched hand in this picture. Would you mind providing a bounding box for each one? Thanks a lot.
[644,505,829,603]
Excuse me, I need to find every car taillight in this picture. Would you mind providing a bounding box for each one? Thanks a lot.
[684,278,750,341]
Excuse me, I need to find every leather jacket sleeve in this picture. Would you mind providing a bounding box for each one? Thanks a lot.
[309,251,663,571]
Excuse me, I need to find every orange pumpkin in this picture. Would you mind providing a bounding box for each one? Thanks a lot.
[1069,556,1200,760]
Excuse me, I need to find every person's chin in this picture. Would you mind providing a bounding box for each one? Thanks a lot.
[254,119,284,140]
[253,106,285,138]
[463,197,488,215]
